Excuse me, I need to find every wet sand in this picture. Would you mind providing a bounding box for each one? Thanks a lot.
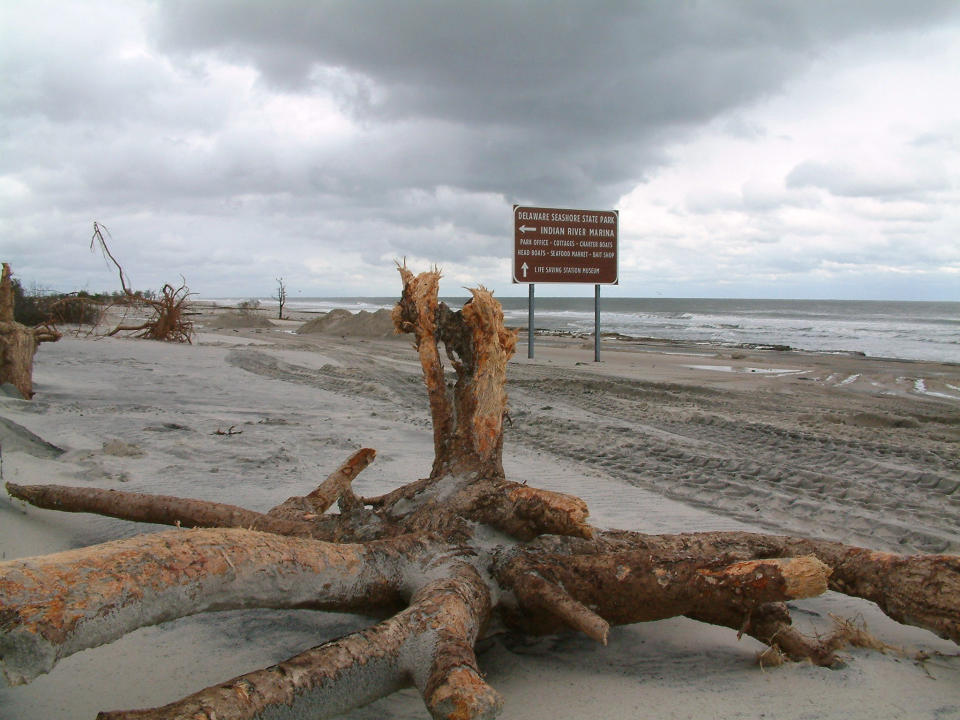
[1,304,959,719]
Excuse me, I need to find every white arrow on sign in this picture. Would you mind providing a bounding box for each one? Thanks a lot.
[518,225,537,233]
[521,262,529,278]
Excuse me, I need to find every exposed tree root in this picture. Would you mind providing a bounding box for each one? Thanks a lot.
[95,563,497,720]
[588,529,960,645]
[4,481,338,540]
[89,222,194,343]
[759,614,898,669]
[0,528,439,685]
[1,263,958,719]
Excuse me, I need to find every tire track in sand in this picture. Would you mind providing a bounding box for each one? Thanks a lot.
[227,345,959,553]
[506,370,959,554]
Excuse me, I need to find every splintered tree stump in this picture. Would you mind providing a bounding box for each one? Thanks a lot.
[0,263,60,399]
[2,262,959,720]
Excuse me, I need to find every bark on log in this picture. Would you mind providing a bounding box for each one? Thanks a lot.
[592,529,960,645]
[0,263,12,322]
[0,319,37,399]
[496,550,831,657]
[0,528,429,685]
[5,481,336,539]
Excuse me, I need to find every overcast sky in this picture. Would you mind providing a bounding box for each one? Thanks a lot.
[2,1,959,300]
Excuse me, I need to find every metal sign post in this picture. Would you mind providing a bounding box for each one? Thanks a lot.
[528,283,535,359]
[594,284,601,362]
[512,206,619,362]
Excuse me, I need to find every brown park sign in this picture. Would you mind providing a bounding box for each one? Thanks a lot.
[513,205,618,284]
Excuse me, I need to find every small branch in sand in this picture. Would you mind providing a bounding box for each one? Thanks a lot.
[213,425,243,436]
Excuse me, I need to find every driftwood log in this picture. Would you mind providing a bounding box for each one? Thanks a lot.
[0,263,60,399]
[1,264,959,719]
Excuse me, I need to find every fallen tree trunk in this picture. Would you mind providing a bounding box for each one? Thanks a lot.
[2,262,958,720]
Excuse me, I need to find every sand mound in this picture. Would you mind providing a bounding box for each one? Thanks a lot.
[296,308,397,338]
[207,311,274,329]
[0,417,64,458]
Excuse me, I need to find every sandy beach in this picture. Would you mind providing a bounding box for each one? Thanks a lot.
[1,303,959,719]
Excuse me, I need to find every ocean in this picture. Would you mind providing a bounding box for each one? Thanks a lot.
[215,296,960,364]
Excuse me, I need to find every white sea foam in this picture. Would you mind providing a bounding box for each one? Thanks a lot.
[681,364,805,376]
[913,378,960,400]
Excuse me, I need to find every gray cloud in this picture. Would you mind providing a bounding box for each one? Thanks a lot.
[150,0,958,203]
[2,1,959,298]
[785,161,949,199]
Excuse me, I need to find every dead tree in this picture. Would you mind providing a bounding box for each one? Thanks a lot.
[0,263,60,399]
[2,264,959,720]
[90,222,194,343]
[276,276,287,320]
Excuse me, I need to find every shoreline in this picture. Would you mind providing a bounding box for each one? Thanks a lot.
[194,299,960,365]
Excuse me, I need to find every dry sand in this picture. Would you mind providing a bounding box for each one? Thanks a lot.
[1,304,959,719]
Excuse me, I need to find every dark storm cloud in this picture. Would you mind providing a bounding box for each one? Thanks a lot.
[152,0,959,205]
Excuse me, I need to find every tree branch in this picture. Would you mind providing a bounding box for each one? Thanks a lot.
[688,602,840,666]
[498,559,609,644]
[476,482,593,540]
[5,481,337,539]
[96,603,418,720]
[410,563,501,720]
[269,448,376,519]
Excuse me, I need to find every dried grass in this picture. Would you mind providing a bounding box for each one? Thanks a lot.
[756,613,898,671]
[824,613,897,654]
[756,644,788,670]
